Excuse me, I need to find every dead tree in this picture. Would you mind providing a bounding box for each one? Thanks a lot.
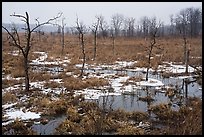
[140,16,150,39]
[76,17,86,78]
[175,9,189,73]
[145,17,161,81]
[2,12,62,92]
[61,17,66,55]
[123,17,135,37]
[110,27,115,55]
[52,14,66,55]
[97,15,109,38]
[90,16,100,60]
[35,18,44,42]
[111,13,124,37]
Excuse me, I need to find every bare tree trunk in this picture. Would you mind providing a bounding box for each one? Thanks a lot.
[112,36,115,55]
[78,33,81,46]
[93,33,97,60]
[146,43,154,81]
[183,37,187,64]
[2,12,62,92]
[24,56,29,92]
[145,17,160,81]
[61,25,65,55]
[91,17,99,60]
[80,33,86,78]
[76,17,86,78]
[185,49,190,74]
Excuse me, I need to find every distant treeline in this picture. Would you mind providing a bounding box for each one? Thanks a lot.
[2,7,202,38]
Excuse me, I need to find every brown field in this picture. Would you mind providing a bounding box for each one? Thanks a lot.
[2,32,202,135]
[2,33,202,69]
[2,32,202,95]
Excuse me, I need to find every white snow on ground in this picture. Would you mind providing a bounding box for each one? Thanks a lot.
[2,54,201,127]
[111,76,130,93]
[8,50,20,56]
[158,62,195,73]
[2,84,24,93]
[75,63,89,69]
[73,76,164,100]
[126,67,152,72]
[136,78,164,87]
[74,89,121,100]
[30,51,70,65]
[2,103,18,109]
[3,108,41,126]
[115,61,137,67]
[2,74,24,81]
[50,79,63,83]
[73,76,129,100]
[76,61,137,71]
[77,60,197,76]
[172,75,193,79]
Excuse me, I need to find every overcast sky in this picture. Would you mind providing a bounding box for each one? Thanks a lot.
[2,2,202,27]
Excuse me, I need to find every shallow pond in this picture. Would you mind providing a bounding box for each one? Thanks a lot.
[31,115,66,135]
[32,68,202,135]
[86,68,202,112]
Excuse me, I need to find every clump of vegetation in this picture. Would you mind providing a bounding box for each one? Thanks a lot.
[84,77,109,88]
[139,96,155,102]
[116,125,144,135]
[149,97,202,135]
[43,81,60,89]
[2,92,18,104]
[130,111,149,122]
[134,60,149,68]
[2,118,37,135]
[55,101,103,135]
[63,76,108,91]
[108,109,132,121]
[47,99,73,116]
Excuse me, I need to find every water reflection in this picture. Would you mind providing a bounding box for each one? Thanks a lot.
[31,115,66,135]
[31,69,201,135]
[90,69,201,113]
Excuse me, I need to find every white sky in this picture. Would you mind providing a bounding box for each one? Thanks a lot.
[2,2,202,26]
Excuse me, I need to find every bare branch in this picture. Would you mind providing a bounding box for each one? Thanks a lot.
[2,26,20,47]
[13,27,21,46]
[11,13,27,20]
[31,12,63,32]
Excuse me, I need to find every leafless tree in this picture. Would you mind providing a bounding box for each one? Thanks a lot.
[61,17,66,54]
[97,15,109,38]
[2,12,62,92]
[111,13,124,37]
[145,17,161,81]
[76,16,86,78]
[51,13,66,55]
[169,14,175,36]
[175,9,189,73]
[123,17,135,37]
[186,7,202,38]
[90,16,100,60]
[35,18,44,42]
[140,16,150,39]
[110,27,115,55]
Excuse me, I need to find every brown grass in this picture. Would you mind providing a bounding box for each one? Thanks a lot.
[63,76,109,91]
[2,92,18,104]
[149,97,202,135]
[3,33,202,80]
[116,125,144,135]
[2,32,202,135]
[2,118,37,135]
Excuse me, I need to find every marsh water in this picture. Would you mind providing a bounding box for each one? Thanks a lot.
[95,69,202,112]
[31,68,202,135]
